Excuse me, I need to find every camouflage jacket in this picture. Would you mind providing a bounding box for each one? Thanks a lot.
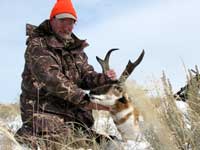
[20,20,112,122]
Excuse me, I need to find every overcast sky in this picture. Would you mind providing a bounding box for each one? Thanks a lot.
[0,0,200,103]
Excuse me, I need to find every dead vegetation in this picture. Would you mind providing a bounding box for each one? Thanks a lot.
[0,103,20,120]
[1,68,200,149]
[124,67,200,150]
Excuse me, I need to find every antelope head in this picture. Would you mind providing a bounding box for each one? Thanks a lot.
[90,49,145,107]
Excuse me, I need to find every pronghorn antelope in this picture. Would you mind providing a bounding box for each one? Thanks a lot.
[174,66,200,102]
[90,49,145,141]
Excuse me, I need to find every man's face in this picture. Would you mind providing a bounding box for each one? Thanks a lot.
[50,17,75,40]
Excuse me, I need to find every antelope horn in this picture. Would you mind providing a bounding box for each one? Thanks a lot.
[96,48,119,73]
[119,50,145,82]
[191,69,197,75]
[191,66,199,75]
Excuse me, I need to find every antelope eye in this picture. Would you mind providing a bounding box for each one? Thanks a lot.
[114,86,122,92]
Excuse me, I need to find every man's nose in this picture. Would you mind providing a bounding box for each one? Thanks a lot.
[64,25,73,33]
[68,26,73,32]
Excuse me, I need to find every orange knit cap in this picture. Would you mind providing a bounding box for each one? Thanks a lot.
[50,0,77,20]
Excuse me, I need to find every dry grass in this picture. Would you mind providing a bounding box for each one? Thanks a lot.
[0,121,109,150]
[0,103,22,150]
[186,68,200,149]
[1,68,200,149]
[0,104,113,150]
[0,103,20,120]
[125,80,178,150]
[160,73,190,149]
[124,68,200,150]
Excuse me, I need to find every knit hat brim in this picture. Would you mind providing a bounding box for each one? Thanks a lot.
[55,13,77,21]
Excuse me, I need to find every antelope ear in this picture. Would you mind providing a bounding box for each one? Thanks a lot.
[118,96,127,104]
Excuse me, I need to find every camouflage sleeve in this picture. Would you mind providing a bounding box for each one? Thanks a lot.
[79,52,112,90]
[27,38,88,105]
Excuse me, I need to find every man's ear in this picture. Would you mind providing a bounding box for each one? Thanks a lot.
[118,96,127,104]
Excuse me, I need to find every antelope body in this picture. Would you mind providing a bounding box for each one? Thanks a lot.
[90,49,144,141]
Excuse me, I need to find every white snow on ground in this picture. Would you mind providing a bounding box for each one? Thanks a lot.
[176,101,188,114]
[175,101,191,129]
[7,116,23,133]
[0,115,23,150]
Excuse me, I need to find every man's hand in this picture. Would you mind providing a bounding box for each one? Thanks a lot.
[84,102,112,111]
[105,69,117,80]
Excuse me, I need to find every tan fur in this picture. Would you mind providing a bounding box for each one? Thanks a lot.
[114,112,133,125]
[112,103,140,140]
[91,89,141,140]
[111,93,140,127]
[111,101,131,114]
[90,84,142,140]
[109,94,140,141]
[133,108,140,125]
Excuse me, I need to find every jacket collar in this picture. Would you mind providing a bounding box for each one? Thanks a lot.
[26,20,88,51]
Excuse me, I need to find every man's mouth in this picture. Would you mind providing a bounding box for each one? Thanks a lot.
[58,32,72,40]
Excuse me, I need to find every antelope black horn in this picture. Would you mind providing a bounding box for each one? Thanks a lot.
[191,65,199,75]
[119,50,145,82]
[195,65,199,75]
[191,69,197,74]
[96,48,119,73]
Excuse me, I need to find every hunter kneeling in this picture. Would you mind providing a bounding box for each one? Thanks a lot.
[15,0,117,148]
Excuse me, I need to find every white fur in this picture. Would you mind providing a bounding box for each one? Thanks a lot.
[116,115,140,140]
[90,94,120,106]
[111,105,140,140]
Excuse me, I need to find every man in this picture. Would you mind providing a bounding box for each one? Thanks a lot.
[15,0,116,148]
